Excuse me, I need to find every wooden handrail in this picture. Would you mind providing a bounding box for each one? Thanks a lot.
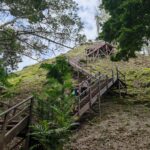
[7,105,30,124]
[69,56,126,117]
[0,96,33,117]
[0,96,34,150]
[78,74,106,97]
[86,48,98,56]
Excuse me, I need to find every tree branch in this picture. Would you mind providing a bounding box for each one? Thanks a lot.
[17,31,73,49]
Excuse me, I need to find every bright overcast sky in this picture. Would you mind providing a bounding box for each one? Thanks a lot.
[75,0,100,39]
[18,0,100,70]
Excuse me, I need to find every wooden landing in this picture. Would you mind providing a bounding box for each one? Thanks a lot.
[85,42,114,62]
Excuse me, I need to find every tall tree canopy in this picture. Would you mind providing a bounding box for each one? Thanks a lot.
[100,0,150,60]
[0,0,83,69]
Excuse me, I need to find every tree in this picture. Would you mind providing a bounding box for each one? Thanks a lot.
[100,0,150,60]
[0,61,8,87]
[0,0,83,70]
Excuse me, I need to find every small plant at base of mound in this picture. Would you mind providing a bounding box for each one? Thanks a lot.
[31,56,75,150]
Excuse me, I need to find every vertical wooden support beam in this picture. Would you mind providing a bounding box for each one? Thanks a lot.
[106,75,109,90]
[93,53,94,62]
[77,69,80,82]
[86,55,88,66]
[13,108,17,116]
[78,96,81,117]
[112,69,114,83]
[97,49,99,60]
[105,44,108,55]
[119,81,121,98]
[24,97,34,150]
[98,75,101,117]
[116,67,119,80]
[89,87,92,108]
[125,85,127,95]
[85,49,88,65]
[0,113,9,150]
[0,137,5,150]
[124,75,127,95]
[79,84,81,95]
[116,67,121,98]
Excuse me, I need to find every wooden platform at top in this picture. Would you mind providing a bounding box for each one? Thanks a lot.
[85,42,114,62]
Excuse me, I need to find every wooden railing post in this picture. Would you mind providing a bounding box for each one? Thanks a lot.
[89,87,92,107]
[78,96,81,117]
[116,67,119,79]
[0,133,5,150]
[98,75,101,117]
[77,69,80,82]
[106,75,109,89]
[24,97,34,150]
[86,55,88,65]
[112,69,114,83]
[124,74,127,94]
[0,112,9,150]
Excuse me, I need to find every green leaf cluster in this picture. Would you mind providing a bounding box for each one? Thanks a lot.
[31,56,74,150]
[100,0,150,60]
[0,61,9,87]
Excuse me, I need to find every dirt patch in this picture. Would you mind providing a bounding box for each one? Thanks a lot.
[65,102,150,150]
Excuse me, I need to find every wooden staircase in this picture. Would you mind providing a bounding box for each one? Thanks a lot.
[0,55,127,149]
[68,57,127,118]
[68,57,92,77]
[0,96,33,150]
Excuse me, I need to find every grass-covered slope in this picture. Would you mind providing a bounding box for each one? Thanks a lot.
[2,43,150,104]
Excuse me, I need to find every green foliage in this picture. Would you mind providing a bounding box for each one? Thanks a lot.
[0,0,83,70]
[0,61,9,87]
[31,120,70,150]
[31,56,74,150]
[1,0,47,23]
[100,0,150,60]
[41,56,70,84]
[0,28,23,70]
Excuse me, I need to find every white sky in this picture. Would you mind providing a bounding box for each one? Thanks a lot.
[18,0,100,70]
[75,0,100,39]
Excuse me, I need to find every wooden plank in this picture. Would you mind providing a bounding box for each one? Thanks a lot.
[0,97,32,117]
[4,116,29,144]
[79,102,90,116]
[91,94,99,105]
[7,105,29,124]
[80,94,89,103]
[78,79,115,117]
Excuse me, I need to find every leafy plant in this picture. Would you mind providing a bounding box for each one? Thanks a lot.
[31,56,74,150]
[0,61,9,87]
